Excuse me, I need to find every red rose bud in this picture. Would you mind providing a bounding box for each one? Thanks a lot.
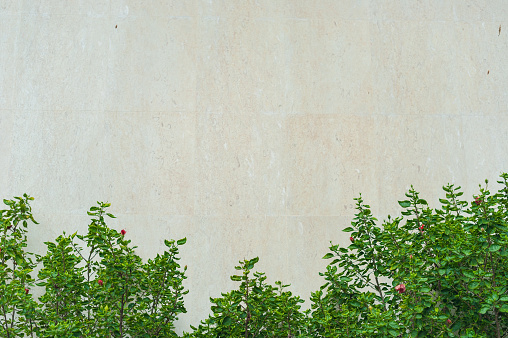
[446,318,452,325]
[394,283,406,294]
[350,236,354,242]
[98,280,103,286]
[121,229,126,236]
[25,288,29,294]
[474,197,482,205]
[409,254,413,259]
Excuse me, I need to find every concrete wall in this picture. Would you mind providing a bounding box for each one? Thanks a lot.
[1,0,508,332]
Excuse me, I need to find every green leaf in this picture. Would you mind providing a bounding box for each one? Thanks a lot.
[222,316,232,326]
[389,321,398,329]
[398,200,411,208]
[468,282,479,290]
[249,257,259,265]
[177,237,187,245]
[489,245,501,252]
[322,253,334,259]
[479,305,490,314]
[463,271,475,279]
[342,227,354,232]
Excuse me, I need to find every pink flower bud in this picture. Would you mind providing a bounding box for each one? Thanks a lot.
[409,254,413,259]
[350,236,354,242]
[481,227,485,232]
[394,283,406,294]
[121,229,126,236]
[25,288,29,294]
[98,280,103,286]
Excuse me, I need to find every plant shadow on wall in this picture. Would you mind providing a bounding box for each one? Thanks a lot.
[1,174,508,337]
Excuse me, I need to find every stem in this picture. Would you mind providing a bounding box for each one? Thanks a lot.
[151,267,168,317]
[373,274,387,312]
[9,304,16,330]
[30,317,34,338]
[494,308,501,338]
[366,230,387,311]
[1,303,11,338]
[119,285,126,337]
[490,250,501,338]
[244,276,250,338]
[86,246,95,321]
[413,204,440,268]
[9,260,17,329]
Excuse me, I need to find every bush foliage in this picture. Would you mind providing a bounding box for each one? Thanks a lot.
[1,174,508,337]
[1,198,187,337]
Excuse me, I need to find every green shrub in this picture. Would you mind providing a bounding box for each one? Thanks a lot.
[185,257,306,338]
[2,174,508,337]
[0,194,39,337]
[309,174,508,337]
[1,200,187,337]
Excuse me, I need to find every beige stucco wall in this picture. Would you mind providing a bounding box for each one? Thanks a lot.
[1,0,508,333]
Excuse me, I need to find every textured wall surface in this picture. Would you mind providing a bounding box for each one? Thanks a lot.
[1,0,508,332]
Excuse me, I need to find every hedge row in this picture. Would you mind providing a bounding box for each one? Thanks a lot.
[2,174,508,337]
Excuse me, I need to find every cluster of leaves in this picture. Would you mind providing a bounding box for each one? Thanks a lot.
[309,174,508,337]
[185,257,306,337]
[2,173,508,337]
[0,194,39,337]
[0,199,187,338]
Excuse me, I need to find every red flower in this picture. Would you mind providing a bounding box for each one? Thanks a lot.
[474,197,482,205]
[446,318,452,325]
[98,280,103,286]
[350,236,354,242]
[25,288,29,294]
[395,283,406,294]
[121,229,126,236]
[419,224,424,231]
